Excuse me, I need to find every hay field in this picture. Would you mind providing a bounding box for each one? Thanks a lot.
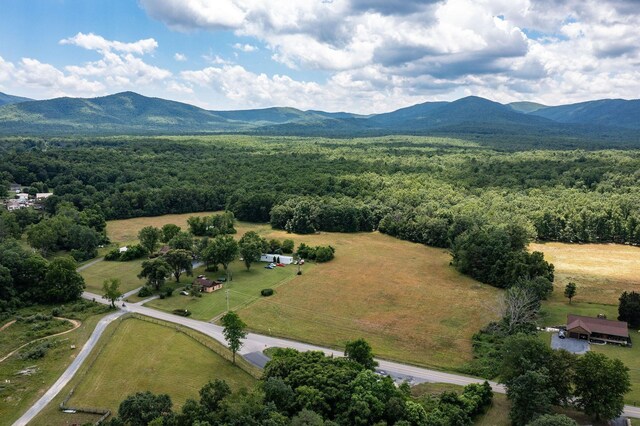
[530,242,640,305]
[106,211,217,243]
[238,230,502,370]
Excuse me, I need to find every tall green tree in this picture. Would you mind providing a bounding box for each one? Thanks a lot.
[161,223,181,243]
[43,257,85,303]
[102,278,122,308]
[164,249,193,283]
[344,338,378,370]
[564,282,577,304]
[206,235,238,279]
[239,231,268,270]
[574,352,630,421]
[221,311,247,364]
[506,368,557,426]
[117,391,173,426]
[618,291,640,328]
[138,226,162,253]
[168,231,193,251]
[138,258,172,290]
[0,212,21,240]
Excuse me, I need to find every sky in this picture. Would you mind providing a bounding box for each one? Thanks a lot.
[0,0,639,114]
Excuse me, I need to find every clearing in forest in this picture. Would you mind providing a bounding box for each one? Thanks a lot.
[105,214,501,370]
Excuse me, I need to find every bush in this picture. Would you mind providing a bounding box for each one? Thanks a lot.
[282,239,294,254]
[138,286,152,298]
[261,288,274,297]
[315,246,335,262]
[19,341,53,360]
[119,244,148,261]
[104,248,121,261]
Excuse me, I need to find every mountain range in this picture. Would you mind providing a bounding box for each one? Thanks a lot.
[0,91,638,144]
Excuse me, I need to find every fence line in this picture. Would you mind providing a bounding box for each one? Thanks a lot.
[58,314,131,425]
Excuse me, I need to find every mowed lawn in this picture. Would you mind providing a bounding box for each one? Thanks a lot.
[146,260,309,321]
[79,258,145,294]
[66,318,255,413]
[239,230,502,370]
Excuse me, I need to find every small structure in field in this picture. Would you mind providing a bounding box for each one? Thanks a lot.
[566,314,630,345]
[260,254,293,265]
[118,246,128,253]
[194,275,223,293]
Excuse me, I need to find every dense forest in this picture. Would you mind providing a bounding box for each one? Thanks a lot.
[2,135,639,246]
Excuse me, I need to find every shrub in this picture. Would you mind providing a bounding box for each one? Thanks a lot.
[119,244,148,261]
[104,248,121,261]
[138,286,152,298]
[20,341,53,360]
[261,288,274,297]
[315,246,335,262]
[282,239,294,254]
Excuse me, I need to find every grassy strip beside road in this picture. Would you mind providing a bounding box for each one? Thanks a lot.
[30,316,256,426]
[0,302,111,425]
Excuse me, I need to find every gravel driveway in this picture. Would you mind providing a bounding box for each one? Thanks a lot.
[551,334,590,354]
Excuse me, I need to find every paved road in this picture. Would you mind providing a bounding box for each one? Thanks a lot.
[12,310,126,426]
[17,290,640,423]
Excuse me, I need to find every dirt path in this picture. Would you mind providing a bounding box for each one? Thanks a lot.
[0,319,17,332]
[0,317,82,364]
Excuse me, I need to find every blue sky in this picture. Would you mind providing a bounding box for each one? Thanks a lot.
[0,0,639,113]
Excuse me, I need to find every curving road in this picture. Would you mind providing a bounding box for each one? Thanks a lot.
[14,290,640,424]
[12,310,126,426]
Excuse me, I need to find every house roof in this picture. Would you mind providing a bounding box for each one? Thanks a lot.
[567,314,629,338]
[195,277,222,288]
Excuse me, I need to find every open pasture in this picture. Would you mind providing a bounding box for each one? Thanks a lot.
[239,230,502,370]
[530,242,640,305]
[105,214,501,370]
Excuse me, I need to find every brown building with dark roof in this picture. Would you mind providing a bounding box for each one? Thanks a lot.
[567,314,630,345]
[194,276,223,293]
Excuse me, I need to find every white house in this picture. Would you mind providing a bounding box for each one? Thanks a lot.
[16,193,29,201]
[119,246,129,253]
[36,193,53,200]
[260,254,294,264]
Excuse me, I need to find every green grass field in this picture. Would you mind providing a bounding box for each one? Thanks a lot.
[79,259,145,294]
[0,302,111,425]
[30,317,255,425]
[102,214,502,371]
[146,260,309,321]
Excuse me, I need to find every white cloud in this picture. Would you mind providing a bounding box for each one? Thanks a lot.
[60,32,158,55]
[233,43,258,52]
[0,56,104,98]
[137,0,640,110]
[174,53,188,61]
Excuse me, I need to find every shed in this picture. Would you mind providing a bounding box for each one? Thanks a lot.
[36,193,53,200]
